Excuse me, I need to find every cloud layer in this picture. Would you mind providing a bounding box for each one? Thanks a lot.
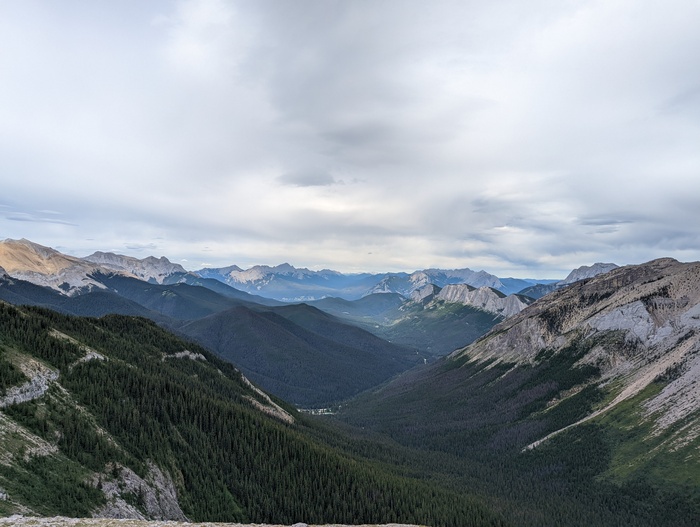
[1,0,699,277]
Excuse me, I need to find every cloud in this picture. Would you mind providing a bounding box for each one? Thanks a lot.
[0,0,699,275]
[124,243,159,252]
[3,210,78,226]
[277,170,338,187]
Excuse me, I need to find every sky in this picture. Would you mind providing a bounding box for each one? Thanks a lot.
[1,0,699,278]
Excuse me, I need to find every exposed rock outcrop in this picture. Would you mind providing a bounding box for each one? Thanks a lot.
[82,252,186,284]
[91,462,187,521]
[409,283,441,304]
[453,258,700,442]
[437,284,531,318]
[559,262,619,285]
[0,239,107,295]
[0,358,58,408]
[0,518,426,526]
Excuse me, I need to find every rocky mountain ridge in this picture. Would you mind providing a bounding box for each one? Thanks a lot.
[82,252,187,284]
[436,284,532,318]
[335,257,700,526]
[1,238,613,305]
[0,239,107,295]
[406,283,531,319]
[452,257,700,446]
[559,262,619,285]
[518,262,620,299]
[0,240,188,296]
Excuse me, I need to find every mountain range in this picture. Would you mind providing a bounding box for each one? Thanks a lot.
[0,240,426,406]
[197,261,552,301]
[0,237,607,368]
[1,237,699,525]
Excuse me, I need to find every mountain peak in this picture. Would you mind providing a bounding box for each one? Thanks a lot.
[437,284,530,317]
[83,251,186,284]
[560,262,618,284]
[0,238,81,275]
[272,262,298,273]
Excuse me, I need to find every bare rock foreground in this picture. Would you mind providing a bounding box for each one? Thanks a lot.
[0,518,425,527]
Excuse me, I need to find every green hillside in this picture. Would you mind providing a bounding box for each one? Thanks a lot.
[336,338,700,527]
[0,302,503,526]
[310,294,501,356]
[176,303,422,407]
[0,273,425,409]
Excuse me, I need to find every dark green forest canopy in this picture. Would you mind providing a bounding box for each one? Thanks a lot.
[0,302,504,527]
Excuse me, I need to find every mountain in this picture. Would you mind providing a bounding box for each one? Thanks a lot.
[163,273,282,306]
[337,258,700,526]
[0,239,107,295]
[82,251,187,284]
[175,303,423,407]
[457,257,700,440]
[517,262,619,299]
[1,238,554,302]
[197,263,555,301]
[307,285,532,357]
[364,268,536,297]
[410,283,441,303]
[0,303,500,526]
[196,263,381,301]
[0,240,199,298]
[0,251,426,407]
[87,272,246,320]
[309,291,505,357]
[558,262,619,284]
[436,284,532,318]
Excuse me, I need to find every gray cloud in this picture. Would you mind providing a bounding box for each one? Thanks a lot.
[4,210,78,226]
[277,170,337,187]
[124,243,159,252]
[0,0,699,276]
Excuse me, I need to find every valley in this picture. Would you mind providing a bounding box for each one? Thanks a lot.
[1,238,699,526]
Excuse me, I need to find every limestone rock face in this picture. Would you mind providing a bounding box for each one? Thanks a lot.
[409,283,441,303]
[0,239,187,296]
[452,258,700,435]
[82,252,187,284]
[0,238,107,295]
[91,462,188,521]
[437,284,530,318]
[559,262,619,285]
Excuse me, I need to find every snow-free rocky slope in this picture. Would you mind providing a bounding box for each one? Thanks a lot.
[197,263,549,302]
[82,252,187,284]
[517,262,619,299]
[0,239,107,295]
[0,240,188,296]
[457,257,700,435]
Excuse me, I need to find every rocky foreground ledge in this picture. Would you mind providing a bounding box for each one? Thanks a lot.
[0,517,425,527]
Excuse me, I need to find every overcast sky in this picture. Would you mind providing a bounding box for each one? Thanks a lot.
[1,0,699,278]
